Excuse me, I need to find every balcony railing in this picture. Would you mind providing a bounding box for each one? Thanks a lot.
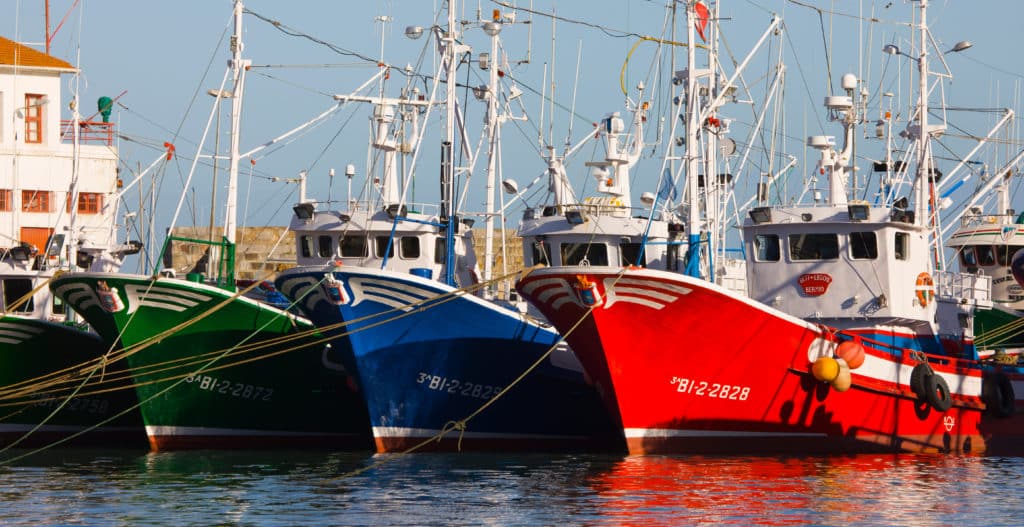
[60,120,115,146]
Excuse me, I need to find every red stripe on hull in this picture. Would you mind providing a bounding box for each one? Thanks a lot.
[520,269,990,455]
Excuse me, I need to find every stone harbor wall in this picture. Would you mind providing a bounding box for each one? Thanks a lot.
[168,226,523,281]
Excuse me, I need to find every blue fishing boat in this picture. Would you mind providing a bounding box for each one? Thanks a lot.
[276,3,619,453]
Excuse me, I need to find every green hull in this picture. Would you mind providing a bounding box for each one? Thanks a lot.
[0,316,146,447]
[51,273,370,451]
[975,304,1024,351]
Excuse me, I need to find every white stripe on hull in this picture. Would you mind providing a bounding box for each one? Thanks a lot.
[372,426,587,440]
[144,426,350,437]
[624,428,827,439]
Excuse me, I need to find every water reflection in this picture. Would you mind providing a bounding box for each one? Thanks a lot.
[0,450,1020,526]
[588,454,1013,526]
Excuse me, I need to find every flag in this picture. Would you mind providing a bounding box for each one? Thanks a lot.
[657,168,678,202]
[694,1,710,42]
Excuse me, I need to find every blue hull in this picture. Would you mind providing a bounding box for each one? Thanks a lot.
[277,268,621,452]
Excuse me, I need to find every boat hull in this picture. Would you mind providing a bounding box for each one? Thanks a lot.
[517,267,1000,455]
[975,304,1024,351]
[0,316,145,447]
[50,273,371,451]
[277,267,622,453]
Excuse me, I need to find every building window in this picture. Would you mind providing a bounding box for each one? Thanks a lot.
[67,192,104,214]
[24,93,44,144]
[0,190,11,212]
[849,232,878,260]
[22,190,51,212]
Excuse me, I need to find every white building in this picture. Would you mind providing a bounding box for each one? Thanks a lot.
[0,35,120,267]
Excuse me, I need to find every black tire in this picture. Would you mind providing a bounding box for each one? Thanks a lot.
[984,373,1015,418]
[910,363,931,400]
[926,374,952,412]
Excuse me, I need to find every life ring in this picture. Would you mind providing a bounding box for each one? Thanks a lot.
[983,372,1016,418]
[910,363,931,400]
[915,272,935,307]
[925,374,952,412]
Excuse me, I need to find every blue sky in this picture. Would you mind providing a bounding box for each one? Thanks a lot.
[7,1,1024,264]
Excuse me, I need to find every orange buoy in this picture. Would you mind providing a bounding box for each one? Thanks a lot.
[812,356,840,383]
[836,340,865,369]
[831,358,852,392]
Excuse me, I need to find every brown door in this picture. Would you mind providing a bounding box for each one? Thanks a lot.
[20,227,53,253]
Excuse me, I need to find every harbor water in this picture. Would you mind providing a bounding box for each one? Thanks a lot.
[1,448,1022,526]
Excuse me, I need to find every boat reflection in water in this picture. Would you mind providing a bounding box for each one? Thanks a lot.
[588,454,987,526]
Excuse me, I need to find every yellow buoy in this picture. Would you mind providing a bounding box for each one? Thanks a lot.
[831,358,852,392]
[812,356,840,383]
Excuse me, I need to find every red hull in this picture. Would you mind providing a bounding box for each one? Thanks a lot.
[518,268,1010,455]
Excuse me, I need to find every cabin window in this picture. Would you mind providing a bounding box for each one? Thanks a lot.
[375,236,395,258]
[561,242,609,266]
[620,242,646,267]
[23,93,44,144]
[958,246,976,271]
[339,235,368,257]
[52,295,66,316]
[2,278,34,313]
[44,234,65,258]
[997,245,1022,267]
[299,235,315,258]
[667,243,681,272]
[895,232,909,261]
[849,232,878,260]
[754,234,780,262]
[531,240,551,266]
[400,236,421,259]
[434,237,447,264]
[977,245,996,266]
[788,233,838,260]
[21,190,51,212]
[317,235,333,257]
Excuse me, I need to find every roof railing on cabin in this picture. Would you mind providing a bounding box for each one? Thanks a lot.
[60,120,114,146]
[959,211,1018,228]
[934,270,992,309]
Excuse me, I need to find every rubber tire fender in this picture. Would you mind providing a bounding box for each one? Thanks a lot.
[910,363,931,400]
[984,373,1015,418]
[926,374,952,412]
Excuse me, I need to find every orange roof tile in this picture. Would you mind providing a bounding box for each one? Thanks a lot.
[0,36,75,71]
